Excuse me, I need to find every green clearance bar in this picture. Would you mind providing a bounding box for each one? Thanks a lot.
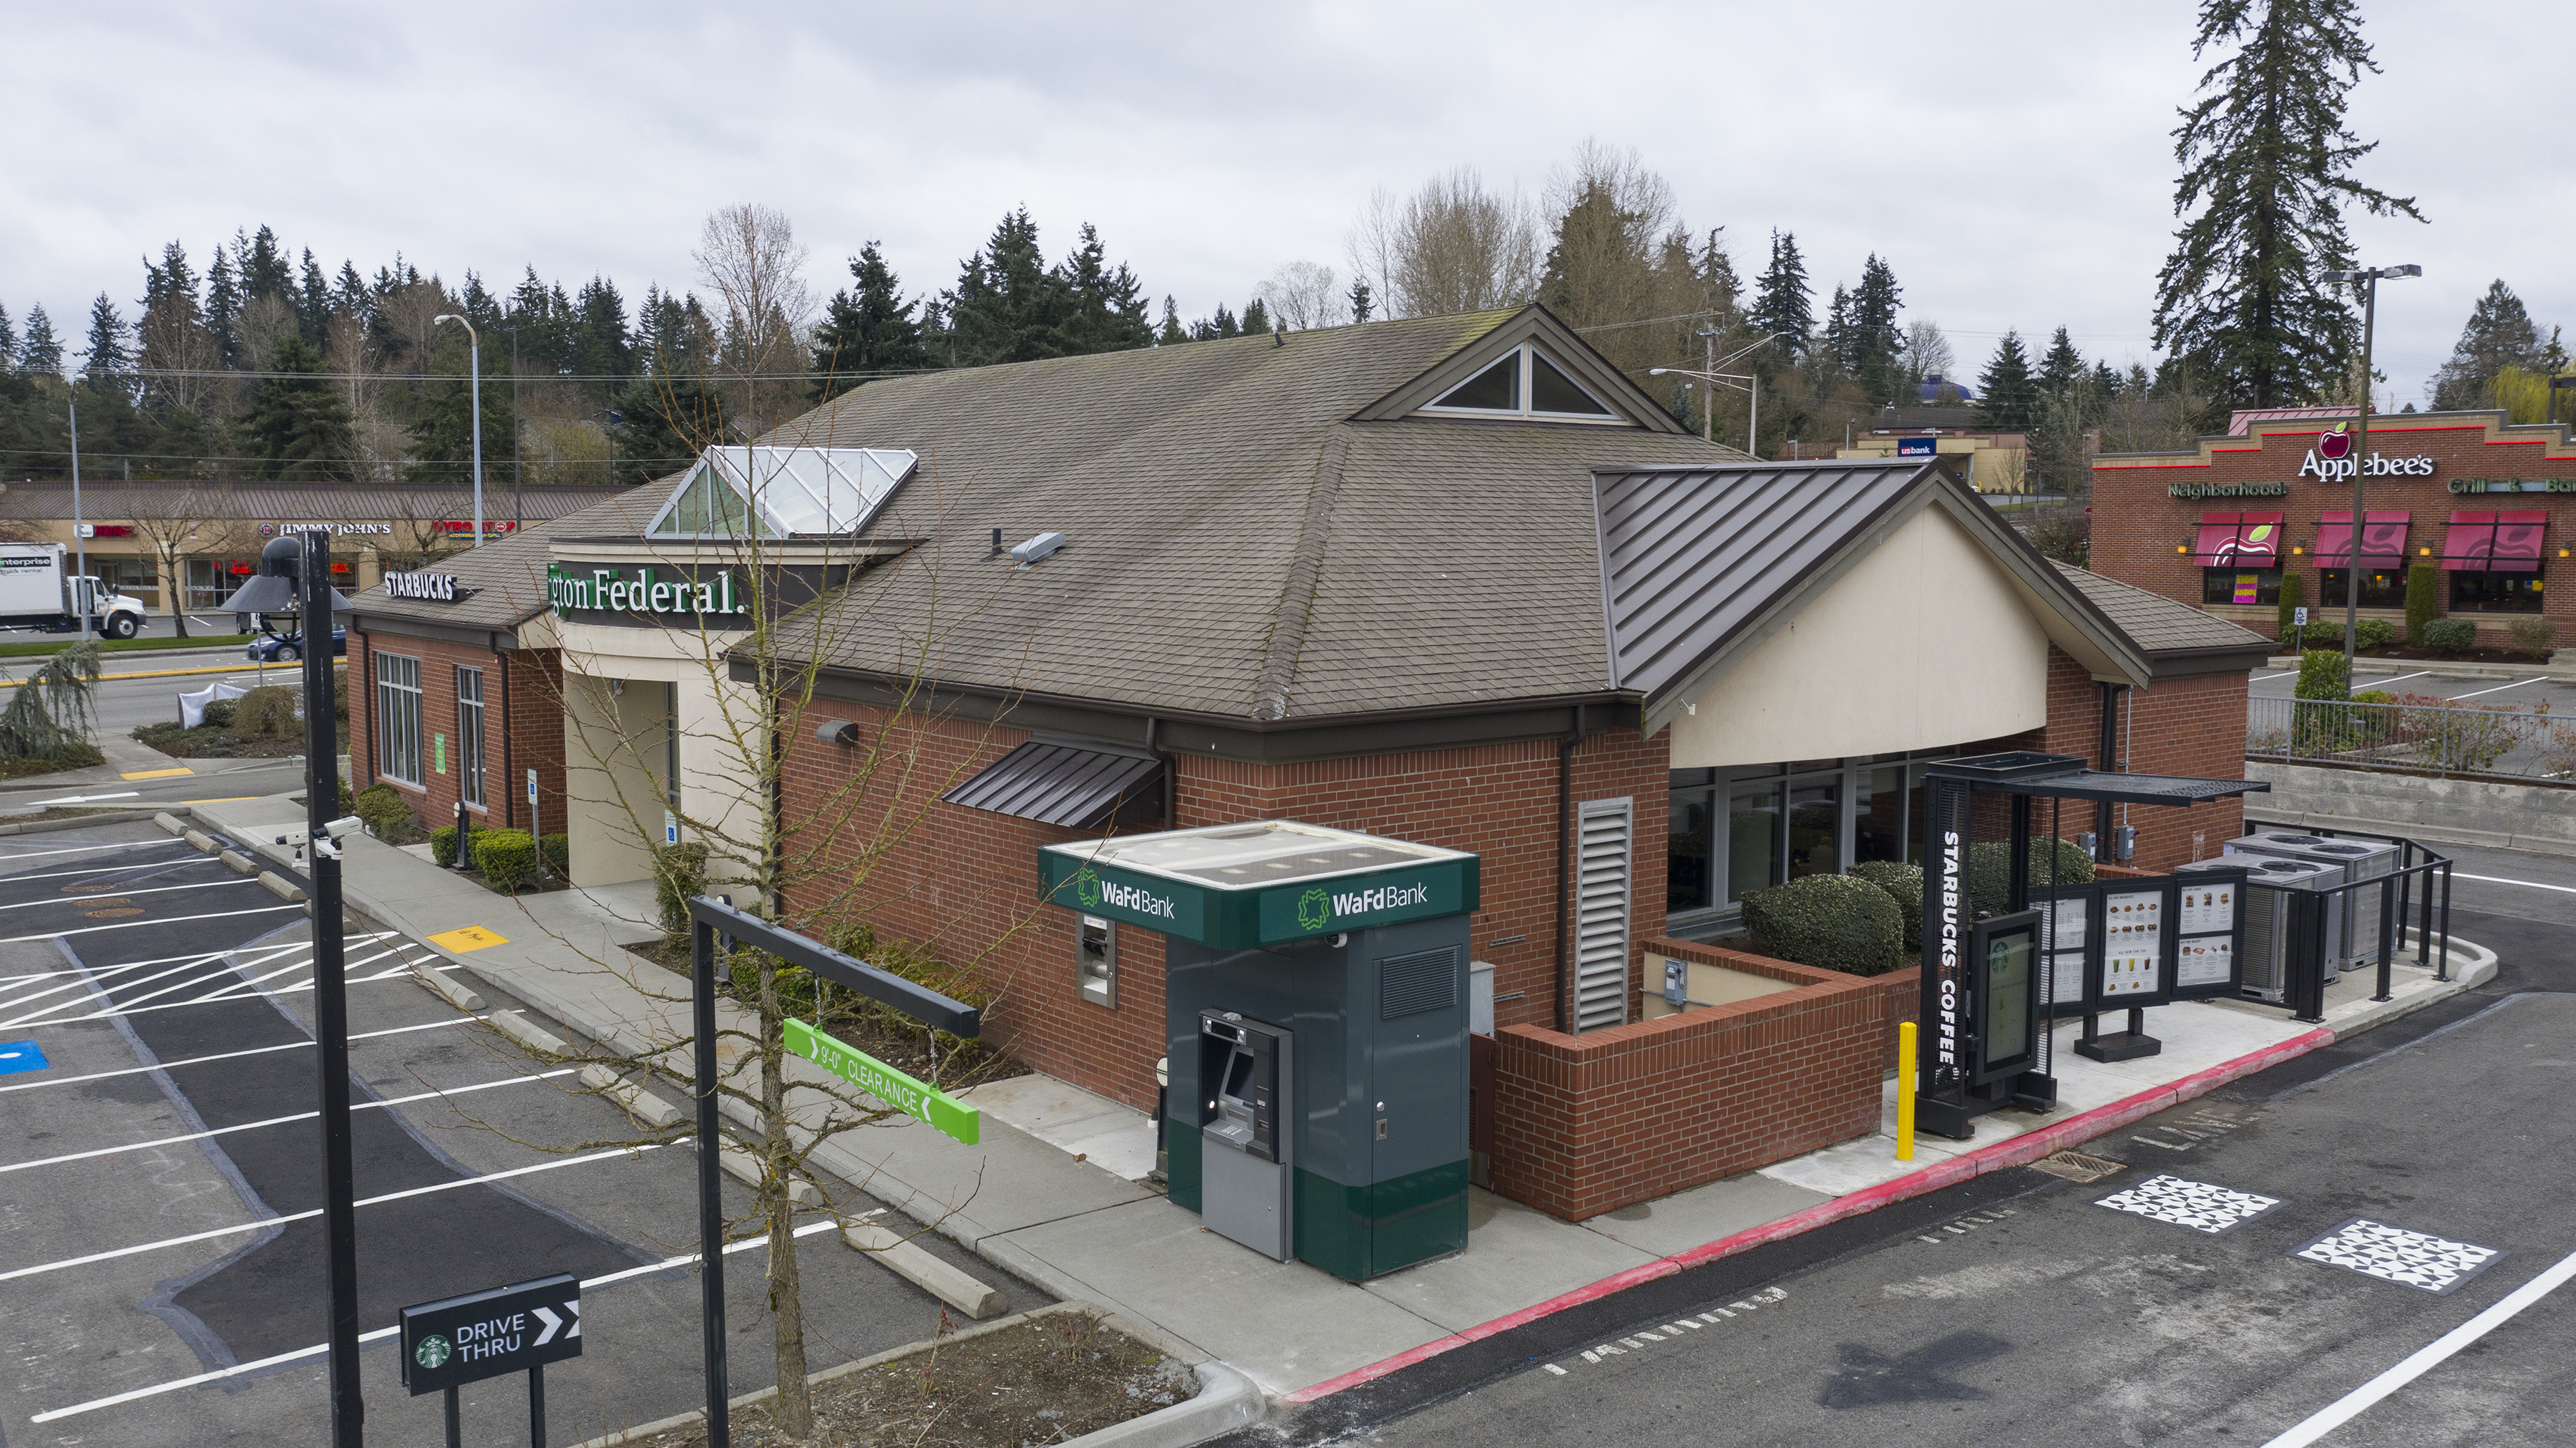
[784,1018,979,1146]
[1038,821,1479,950]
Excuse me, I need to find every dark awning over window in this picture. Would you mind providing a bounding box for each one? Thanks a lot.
[942,740,1163,829]
[2441,510,2548,569]
[2315,510,2409,569]
[2190,511,2284,566]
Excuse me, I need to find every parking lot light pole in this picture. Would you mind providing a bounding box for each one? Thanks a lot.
[434,314,487,545]
[2322,263,2420,687]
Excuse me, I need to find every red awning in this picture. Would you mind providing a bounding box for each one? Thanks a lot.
[2441,511,2498,568]
[2190,511,2284,567]
[2316,510,2411,569]
[2494,510,2547,565]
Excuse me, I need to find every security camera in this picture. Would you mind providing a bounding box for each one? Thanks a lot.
[324,817,364,839]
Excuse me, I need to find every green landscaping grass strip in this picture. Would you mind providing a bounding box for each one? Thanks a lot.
[0,635,251,659]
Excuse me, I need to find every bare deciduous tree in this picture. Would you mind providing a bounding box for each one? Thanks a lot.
[1257,261,1350,331]
[1903,321,1957,394]
[695,204,816,438]
[122,484,250,636]
[1345,168,1539,320]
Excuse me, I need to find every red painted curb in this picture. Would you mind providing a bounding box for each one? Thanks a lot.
[1284,1024,2336,1404]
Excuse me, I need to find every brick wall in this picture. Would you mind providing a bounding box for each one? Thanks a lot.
[349,628,568,837]
[2091,418,2575,650]
[776,706,1673,1113]
[1484,938,1917,1220]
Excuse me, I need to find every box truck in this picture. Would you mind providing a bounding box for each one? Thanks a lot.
[0,544,149,638]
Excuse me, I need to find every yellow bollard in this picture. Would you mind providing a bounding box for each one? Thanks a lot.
[1896,1021,1918,1162]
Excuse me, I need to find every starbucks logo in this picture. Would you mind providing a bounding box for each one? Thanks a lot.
[414,1334,452,1370]
[1296,888,1331,933]
[1075,869,1101,909]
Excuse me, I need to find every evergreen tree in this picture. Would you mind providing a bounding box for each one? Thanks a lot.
[1695,226,1742,324]
[239,225,292,303]
[1850,255,1904,404]
[240,335,357,480]
[939,208,1065,366]
[298,250,332,344]
[1157,296,1188,346]
[21,305,64,376]
[82,293,134,398]
[1750,229,1813,354]
[2429,280,2545,409]
[407,334,514,487]
[2152,0,2424,406]
[1975,330,2040,431]
[2094,361,2124,399]
[1347,278,1374,325]
[333,261,372,321]
[0,304,17,374]
[809,243,927,402]
[614,287,723,483]
[1052,223,1153,355]
[205,246,242,367]
[571,276,634,396]
[1240,297,1271,336]
[459,271,506,337]
[1820,285,1854,374]
[2037,326,2086,402]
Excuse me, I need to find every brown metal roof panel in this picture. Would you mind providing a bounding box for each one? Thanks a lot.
[942,740,1161,827]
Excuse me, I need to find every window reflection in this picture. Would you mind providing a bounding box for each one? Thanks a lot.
[1727,785,1781,904]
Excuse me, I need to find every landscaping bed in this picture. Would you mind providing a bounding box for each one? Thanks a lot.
[135,721,343,759]
[625,1309,1189,1448]
[0,744,105,779]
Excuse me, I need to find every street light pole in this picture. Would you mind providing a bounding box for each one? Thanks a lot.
[2323,263,2421,689]
[68,394,89,640]
[434,315,486,545]
[1697,327,1717,442]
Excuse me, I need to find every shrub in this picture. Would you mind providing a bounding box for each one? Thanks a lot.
[0,641,99,760]
[1848,860,1923,953]
[474,828,540,892]
[2294,648,2348,701]
[2405,563,2438,646]
[1741,873,1901,977]
[200,698,238,729]
[351,782,410,835]
[431,824,459,868]
[817,920,1000,1064]
[540,833,569,878]
[2355,618,2396,651]
[333,671,348,720]
[1964,838,2095,919]
[2507,617,2557,658]
[2274,570,2302,645]
[2422,618,2477,655]
[654,841,711,933]
[234,686,301,739]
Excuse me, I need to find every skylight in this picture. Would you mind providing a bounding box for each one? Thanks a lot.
[645,445,917,539]
[1423,344,1619,421]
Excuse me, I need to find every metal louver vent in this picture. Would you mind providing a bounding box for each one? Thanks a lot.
[1379,948,1458,1019]
[1574,797,1634,1031]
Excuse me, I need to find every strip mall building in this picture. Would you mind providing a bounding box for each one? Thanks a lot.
[2091,408,2574,648]
[350,307,2268,1220]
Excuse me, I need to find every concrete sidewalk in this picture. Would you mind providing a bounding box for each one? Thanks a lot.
[187,794,2498,1401]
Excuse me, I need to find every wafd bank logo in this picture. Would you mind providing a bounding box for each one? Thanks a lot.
[1301,880,1432,932]
[1073,868,1176,919]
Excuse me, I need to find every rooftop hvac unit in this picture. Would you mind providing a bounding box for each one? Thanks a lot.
[2203,856,2343,1003]
[2223,832,2400,968]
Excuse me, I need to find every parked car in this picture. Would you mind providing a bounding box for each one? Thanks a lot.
[247,628,346,663]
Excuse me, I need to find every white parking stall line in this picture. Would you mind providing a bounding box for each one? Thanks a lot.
[0,1142,668,1285]
[0,1015,490,1095]
[2453,872,2576,896]
[2447,677,2544,701]
[2251,671,2296,682]
[0,855,251,910]
[27,1218,836,1424]
[0,837,190,864]
[8,941,435,1029]
[0,946,318,1029]
[0,1069,580,1174]
[2373,670,2435,687]
[0,903,304,948]
[0,931,397,988]
[0,877,256,916]
[2262,1245,2576,1447]
[0,939,315,1023]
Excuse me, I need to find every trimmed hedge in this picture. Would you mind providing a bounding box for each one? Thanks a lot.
[1964,838,2094,919]
[351,782,410,835]
[2422,618,2477,654]
[2405,563,2438,646]
[654,842,711,933]
[2356,618,2396,650]
[1741,873,1901,977]
[474,828,540,892]
[2275,570,2302,645]
[235,686,300,739]
[200,698,238,729]
[1848,860,1923,953]
[2294,648,2349,701]
[541,833,569,879]
[431,824,460,868]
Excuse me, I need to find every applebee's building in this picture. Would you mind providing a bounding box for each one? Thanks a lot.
[2090,408,2575,648]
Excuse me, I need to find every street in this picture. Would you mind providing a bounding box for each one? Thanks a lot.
[1256,842,2576,1448]
[0,820,1038,1447]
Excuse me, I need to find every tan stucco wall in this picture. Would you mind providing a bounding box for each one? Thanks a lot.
[1664,505,2051,767]
[557,618,764,892]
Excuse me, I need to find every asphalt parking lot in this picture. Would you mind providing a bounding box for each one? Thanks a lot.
[0,821,1035,1447]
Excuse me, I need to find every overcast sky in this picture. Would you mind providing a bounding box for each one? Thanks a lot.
[6,1,2555,405]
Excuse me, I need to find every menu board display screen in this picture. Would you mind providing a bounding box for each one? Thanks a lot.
[2038,895,2089,1006]
[2101,889,2165,998]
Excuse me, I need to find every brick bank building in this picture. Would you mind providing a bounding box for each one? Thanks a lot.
[353,307,2268,1221]
[2091,407,2575,650]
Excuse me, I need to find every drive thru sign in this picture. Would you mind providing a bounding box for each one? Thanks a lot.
[399,1272,582,1395]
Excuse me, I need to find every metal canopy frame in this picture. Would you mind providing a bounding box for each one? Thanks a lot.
[1916,752,2268,1141]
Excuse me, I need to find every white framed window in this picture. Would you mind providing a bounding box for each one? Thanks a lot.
[455,666,487,808]
[1420,344,1621,422]
[1078,913,1117,1009]
[376,653,424,787]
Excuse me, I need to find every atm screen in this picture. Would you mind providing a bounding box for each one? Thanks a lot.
[1986,930,2033,1064]
[1223,1049,1254,1100]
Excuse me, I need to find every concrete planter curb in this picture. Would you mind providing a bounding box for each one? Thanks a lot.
[565,1301,1257,1448]
[0,807,164,836]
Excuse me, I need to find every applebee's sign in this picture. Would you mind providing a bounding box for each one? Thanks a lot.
[2298,424,2432,482]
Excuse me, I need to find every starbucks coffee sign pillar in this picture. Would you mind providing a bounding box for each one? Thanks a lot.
[400,1272,581,1448]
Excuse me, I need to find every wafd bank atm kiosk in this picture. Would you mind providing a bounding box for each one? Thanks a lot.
[1040,822,1478,1281]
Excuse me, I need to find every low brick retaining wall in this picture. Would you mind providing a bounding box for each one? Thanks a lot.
[1485,938,1916,1221]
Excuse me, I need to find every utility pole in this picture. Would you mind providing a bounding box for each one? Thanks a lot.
[1698,326,1716,442]
[2323,263,2421,688]
[434,315,486,545]
[69,394,89,640]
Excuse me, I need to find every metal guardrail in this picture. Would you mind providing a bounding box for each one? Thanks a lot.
[2247,694,2575,782]
[2239,822,2455,1024]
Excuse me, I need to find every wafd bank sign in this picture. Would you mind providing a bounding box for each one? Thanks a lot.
[1037,848,1479,949]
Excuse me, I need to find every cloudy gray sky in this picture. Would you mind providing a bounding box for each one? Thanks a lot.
[6,1,2554,402]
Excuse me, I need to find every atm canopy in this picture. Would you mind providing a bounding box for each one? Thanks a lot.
[2315,510,2410,569]
[1039,820,1480,949]
[2439,510,2548,569]
[1926,751,2269,805]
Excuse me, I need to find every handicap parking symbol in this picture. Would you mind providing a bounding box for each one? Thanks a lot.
[0,1040,48,1076]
